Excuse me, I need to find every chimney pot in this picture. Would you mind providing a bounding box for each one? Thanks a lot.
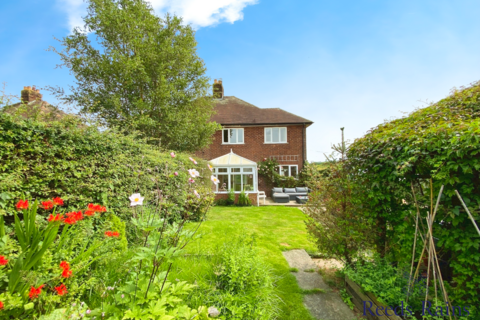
[213,78,224,99]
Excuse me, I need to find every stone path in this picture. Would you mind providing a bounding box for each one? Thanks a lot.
[282,249,357,320]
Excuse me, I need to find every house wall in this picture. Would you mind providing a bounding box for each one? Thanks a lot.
[196,124,307,196]
[215,193,258,206]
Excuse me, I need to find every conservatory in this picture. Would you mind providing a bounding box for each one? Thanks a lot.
[209,150,258,193]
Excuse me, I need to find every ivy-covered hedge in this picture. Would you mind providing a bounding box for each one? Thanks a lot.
[0,112,213,221]
[347,81,480,315]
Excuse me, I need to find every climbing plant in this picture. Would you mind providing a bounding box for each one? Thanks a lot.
[347,81,480,316]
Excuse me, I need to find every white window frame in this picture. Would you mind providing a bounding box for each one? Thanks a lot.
[278,165,298,177]
[212,166,257,193]
[264,127,287,144]
[222,128,244,144]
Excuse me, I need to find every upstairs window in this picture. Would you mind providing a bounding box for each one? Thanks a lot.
[223,128,244,144]
[265,127,287,143]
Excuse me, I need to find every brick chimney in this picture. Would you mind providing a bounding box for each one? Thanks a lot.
[21,86,42,103]
[213,79,224,99]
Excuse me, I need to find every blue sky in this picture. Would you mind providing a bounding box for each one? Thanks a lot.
[1,0,479,161]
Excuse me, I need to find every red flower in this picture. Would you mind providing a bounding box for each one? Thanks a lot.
[66,211,83,221]
[61,268,72,278]
[48,214,64,222]
[63,211,83,225]
[84,210,95,216]
[40,200,54,210]
[59,261,70,270]
[54,284,67,296]
[88,203,107,212]
[15,199,29,210]
[64,217,77,225]
[29,285,45,300]
[0,300,3,310]
[53,197,64,206]
[0,256,8,266]
[105,231,120,238]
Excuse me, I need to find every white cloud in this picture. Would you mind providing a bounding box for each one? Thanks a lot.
[57,0,88,31]
[58,0,257,31]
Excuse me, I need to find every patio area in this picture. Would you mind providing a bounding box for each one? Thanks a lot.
[259,197,304,207]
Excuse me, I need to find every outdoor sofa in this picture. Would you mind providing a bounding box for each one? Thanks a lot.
[271,187,310,202]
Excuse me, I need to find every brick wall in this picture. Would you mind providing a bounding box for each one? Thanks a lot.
[196,125,307,196]
[215,193,258,206]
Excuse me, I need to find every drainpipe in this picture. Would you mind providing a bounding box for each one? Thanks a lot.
[302,124,306,168]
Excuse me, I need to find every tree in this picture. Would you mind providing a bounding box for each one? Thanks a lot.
[304,128,374,265]
[52,0,220,152]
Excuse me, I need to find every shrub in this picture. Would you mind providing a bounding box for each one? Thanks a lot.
[347,81,480,315]
[304,157,374,265]
[185,235,280,320]
[237,190,251,206]
[226,188,235,205]
[0,112,212,223]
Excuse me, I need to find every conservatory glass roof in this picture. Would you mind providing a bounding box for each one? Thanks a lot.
[209,150,257,166]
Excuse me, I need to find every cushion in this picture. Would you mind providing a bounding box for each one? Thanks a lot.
[272,187,283,193]
[284,188,296,193]
[296,187,307,193]
[273,193,289,198]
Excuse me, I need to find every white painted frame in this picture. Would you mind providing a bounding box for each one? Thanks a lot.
[213,166,257,193]
[278,165,298,177]
[264,127,287,144]
[222,128,245,144]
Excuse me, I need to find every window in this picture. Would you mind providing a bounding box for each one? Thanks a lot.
[279,165,298,177]
[265,127,287,143]
[212,167,256,192]
[223,128,244,144]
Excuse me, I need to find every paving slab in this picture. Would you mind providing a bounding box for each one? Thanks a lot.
[282,249,357,320]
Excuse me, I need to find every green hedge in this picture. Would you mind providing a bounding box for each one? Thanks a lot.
[0,112,213,222]
[348,81,480,316]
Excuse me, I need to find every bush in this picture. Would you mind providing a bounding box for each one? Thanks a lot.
[237,190,251,206]
[0,112,213,223]
[226,188,235,206]
[304,150,374,265]
[345,256,473,319]
[184,235,280,320]
[347,81,480,317]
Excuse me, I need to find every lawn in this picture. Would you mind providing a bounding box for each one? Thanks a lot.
[169,206,317,320]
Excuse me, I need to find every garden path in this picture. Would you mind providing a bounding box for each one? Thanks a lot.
[282,249,357,320]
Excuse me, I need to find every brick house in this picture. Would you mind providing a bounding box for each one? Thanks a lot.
[196,80,313,204]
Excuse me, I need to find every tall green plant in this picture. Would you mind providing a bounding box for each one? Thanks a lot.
[304,128,374,265]
[50,0,220,152]
[8,201,61,293]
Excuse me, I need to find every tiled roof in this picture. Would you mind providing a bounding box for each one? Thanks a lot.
[4,100,69,120]
[211,96,313,126]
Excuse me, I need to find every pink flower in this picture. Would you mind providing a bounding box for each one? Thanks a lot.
[174,172,178,176]
[170,152,175,158]
[188,178,195,184]
[189,157,197,165]
[208,164,213,171]
[188,169,200,178]
[211,175,219,185]
[194,190,200,198]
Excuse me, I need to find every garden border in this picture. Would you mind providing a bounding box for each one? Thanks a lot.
[345,275,403,320]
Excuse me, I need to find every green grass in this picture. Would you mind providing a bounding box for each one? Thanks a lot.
[289,267,299,272]
[171,206,317,320]
[300,288,325,294]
